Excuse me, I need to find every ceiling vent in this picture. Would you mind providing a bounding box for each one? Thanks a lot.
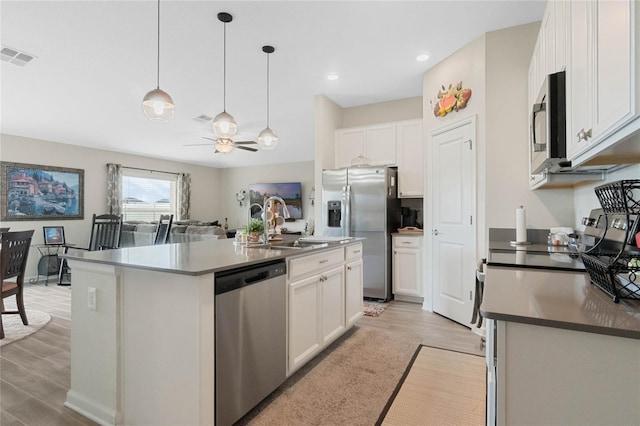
[193,114,213,123]
[1,46,36,67]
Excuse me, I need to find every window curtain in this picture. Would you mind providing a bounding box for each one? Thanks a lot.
[177,172,191,220]
[106,163,123,215]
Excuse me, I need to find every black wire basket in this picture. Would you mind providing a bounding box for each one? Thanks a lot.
[582,179,640,303]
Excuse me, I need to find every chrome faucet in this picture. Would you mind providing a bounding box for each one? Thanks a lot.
[262,196,290,243]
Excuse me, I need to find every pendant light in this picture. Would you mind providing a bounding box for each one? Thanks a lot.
[212,12,237,140]
[257,45,278,150]
[142,0,174,122]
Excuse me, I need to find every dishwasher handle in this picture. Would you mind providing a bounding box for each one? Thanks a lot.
[215,260,286,295]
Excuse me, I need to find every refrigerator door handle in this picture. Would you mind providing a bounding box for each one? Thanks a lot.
[344,185,351,237]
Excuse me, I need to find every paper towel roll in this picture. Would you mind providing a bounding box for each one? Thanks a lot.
[516,206,526,243]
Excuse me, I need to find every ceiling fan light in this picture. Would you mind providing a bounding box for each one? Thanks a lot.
[215,138,235,153]
[257,127,278,150]
[142,88,174,122]
[212,111,237,139]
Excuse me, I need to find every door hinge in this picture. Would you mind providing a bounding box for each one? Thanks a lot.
[470,290,473,301]
[470,215,473,225]
[464,139,472,150]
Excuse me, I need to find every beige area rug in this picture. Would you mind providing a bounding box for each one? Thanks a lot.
[363,301,389,317]
[0,309,51,347]
[238,326,421,426]
[378,345,486,426]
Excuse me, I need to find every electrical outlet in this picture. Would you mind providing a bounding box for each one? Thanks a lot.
[88,287,97,311]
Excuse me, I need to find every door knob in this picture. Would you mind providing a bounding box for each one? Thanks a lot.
[432,229,439,236]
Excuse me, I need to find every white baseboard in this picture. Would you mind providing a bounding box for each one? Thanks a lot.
[65,390,122,426]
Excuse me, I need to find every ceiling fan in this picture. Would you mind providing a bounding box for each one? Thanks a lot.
[183,137,258,153]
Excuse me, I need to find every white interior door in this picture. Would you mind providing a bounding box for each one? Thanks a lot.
[430,117,476,326]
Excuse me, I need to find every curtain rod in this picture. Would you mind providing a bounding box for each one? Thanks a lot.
[113,165,180,176]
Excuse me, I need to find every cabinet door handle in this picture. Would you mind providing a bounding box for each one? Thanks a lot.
[394,250,397,254]
[347,266,352,271]
[353,250,361,254]
[319,259,328,264]
[402,241,412,244]
[584,128,592,139]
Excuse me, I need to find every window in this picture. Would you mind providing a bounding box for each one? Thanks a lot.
[121,168,177,222]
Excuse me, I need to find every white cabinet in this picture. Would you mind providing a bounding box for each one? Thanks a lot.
[392,235,423,298]
[396,119,424,198]
[288,246,361,375]
[320,266,345,344]
[566,0,637,165]
[334,128,366,169]
[335,123,397,168]
[289,274,322,372]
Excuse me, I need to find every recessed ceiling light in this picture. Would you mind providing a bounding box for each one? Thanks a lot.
[416,54,430,62]
[327,74,339,81]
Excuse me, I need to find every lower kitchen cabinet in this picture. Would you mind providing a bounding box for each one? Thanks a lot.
[321,266,346,344]
[288,246,363,375]
[289,274,323,373]
[345,258,363,328]
[392,235,423,299]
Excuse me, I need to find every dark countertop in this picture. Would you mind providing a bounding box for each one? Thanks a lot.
[481,266,640,339]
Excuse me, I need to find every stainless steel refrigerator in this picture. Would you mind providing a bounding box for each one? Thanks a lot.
[321,166,400,301]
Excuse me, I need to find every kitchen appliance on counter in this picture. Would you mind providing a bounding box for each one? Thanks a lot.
[400,207,419,228]
[321,166,400,301]
[580,180,640,303]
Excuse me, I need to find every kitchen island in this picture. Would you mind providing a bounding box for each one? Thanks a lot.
[481,266,640,426]
[62,237,363,426]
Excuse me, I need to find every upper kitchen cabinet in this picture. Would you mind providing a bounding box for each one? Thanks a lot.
[397,119,424,198]
[566,0,638,165]
[335,123,396,168]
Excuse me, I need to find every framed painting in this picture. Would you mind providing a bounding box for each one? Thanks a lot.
[0,162,84,221]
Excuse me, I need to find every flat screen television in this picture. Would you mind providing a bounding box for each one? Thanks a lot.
[249,182,302,220]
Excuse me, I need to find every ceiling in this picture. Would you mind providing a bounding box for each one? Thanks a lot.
[1,1,545,169]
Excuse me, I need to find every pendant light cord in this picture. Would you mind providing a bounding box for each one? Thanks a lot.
[156,0,160,89]
[266,52,270,127]
[223,20,227,112]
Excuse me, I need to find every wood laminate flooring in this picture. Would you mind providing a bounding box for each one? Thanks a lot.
[1,284,483,425]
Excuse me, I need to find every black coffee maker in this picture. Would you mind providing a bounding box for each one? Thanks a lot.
[401,207,418,228]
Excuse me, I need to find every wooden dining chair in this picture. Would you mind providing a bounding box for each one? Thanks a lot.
[85,214,123,251]
[1,230,35,339]
[154,214,173,245]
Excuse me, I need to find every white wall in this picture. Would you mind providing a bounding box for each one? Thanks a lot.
[342,97,422,127]
[218,161,315,233]
[485,23,575,236]
[314,95,344,222]
[0,134,222,279]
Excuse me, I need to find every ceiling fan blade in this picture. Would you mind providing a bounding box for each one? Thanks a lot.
[201,136,218,142]
[183,143,215,146]
[236,145,258,152]
[234,141,257,145]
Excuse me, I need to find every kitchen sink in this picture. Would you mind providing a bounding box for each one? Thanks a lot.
[246,239,329,251]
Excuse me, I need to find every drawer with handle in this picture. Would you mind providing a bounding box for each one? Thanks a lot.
[393,236,421,249]
[345,243,363,261]
[288,248,344,281]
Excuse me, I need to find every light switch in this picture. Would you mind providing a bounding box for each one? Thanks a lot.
[88,287,97,311]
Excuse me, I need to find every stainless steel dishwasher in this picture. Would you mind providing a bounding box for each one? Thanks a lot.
[215,260,287,426]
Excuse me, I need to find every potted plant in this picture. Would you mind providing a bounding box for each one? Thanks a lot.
[247,219,264,243]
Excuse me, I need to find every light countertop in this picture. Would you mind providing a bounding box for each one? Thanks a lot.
[481,266,640,339]
[63,237,362,276]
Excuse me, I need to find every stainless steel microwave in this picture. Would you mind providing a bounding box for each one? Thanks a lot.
[530,71,566,174]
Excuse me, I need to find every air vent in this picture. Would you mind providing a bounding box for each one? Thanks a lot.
[193,114,213,123]
[1,46,36,67]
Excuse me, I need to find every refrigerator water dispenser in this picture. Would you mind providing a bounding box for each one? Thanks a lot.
[327,201,342,227]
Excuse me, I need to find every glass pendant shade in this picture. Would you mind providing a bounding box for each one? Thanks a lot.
[212,111,237,139]
[257,127,278,150]
[215,138,235,153]
[142,88,174,122]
